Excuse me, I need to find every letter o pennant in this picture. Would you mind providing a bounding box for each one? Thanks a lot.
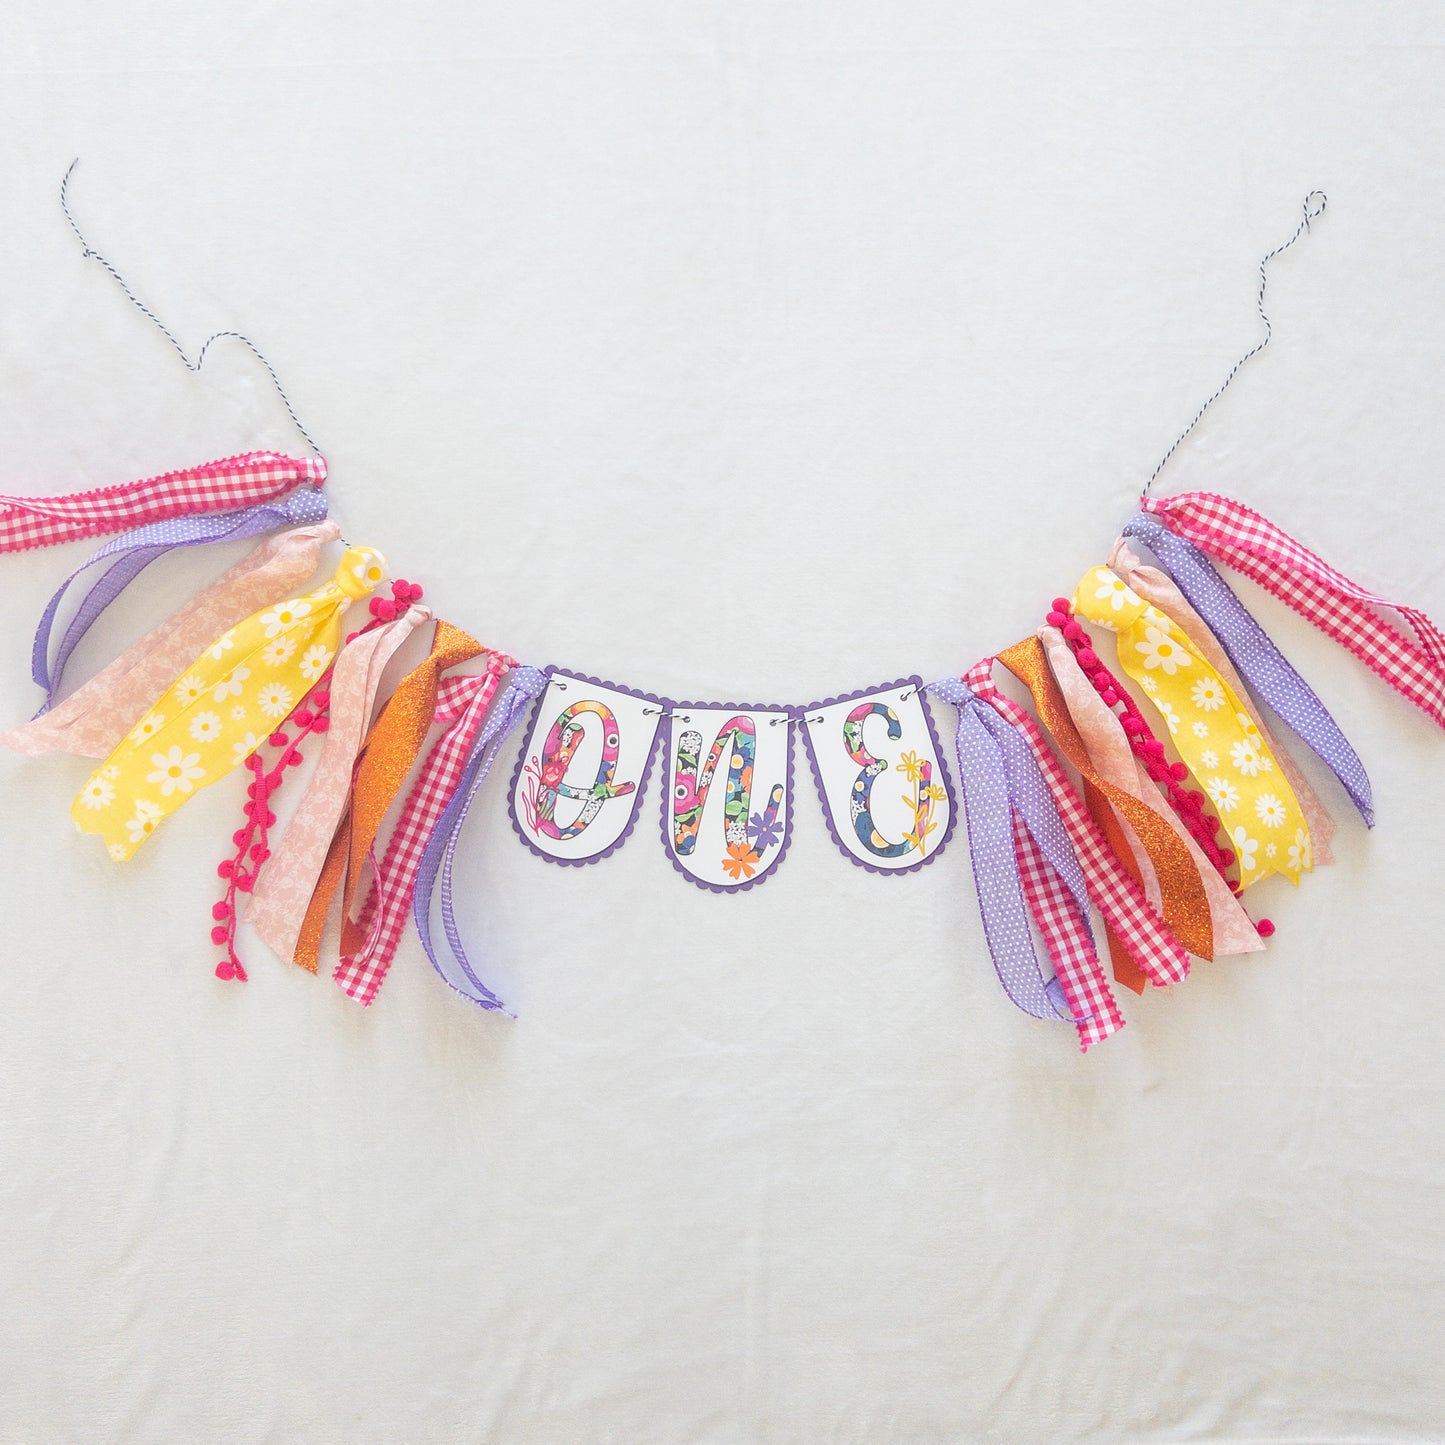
[509,669,664,865]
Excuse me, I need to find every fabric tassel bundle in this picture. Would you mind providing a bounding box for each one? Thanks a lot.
[2,449,1441,1049]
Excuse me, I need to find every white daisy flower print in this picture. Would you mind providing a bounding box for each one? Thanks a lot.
[1254,793,1288,829]
[259,599,312,638]
[232,731,263,762]
[1191,721,1210,738]
[299,643,333,681]
[212,666,251,701]
[147,746,205,797]
[1230,739,1265,778]
[1230,826,1259,874]
[1236,711,1261,742]
[125,799,163,845]
[261,635,298,668]
[1265,842,1277,858]
[1200,749,1219,769]
[107,842,129,861]
[1206,776,1240,813]
[175,673,207,707]
[351,552,387,589]
[1155,699,1181,734]
[231,705,248,723]
[1092,569,1139,613]
[78,776,115,811]
[1287,828,1312,872]
[1134,624,1191,676]
[189,711,223,745]
[130,711,166,743]
[257,682,294,719]
[209,633,236,661]
[100,764,120,781]
[1141,676,1159,694]
[1190,677,1225,712]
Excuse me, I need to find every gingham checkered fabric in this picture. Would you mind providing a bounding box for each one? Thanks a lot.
[0,451,327,554]
[965,658,1192,987]
[1013,813,1125,1051]
[1144,491,1445,730]
[333,663,510,1006]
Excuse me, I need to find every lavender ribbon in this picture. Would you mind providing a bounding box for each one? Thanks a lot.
[31,487,330,715]
[412,665,548,1011]
[1123,512,1374,826]
[926,679,1079,1022]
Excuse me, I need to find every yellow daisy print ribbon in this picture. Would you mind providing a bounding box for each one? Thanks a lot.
[74,546,387,860]
[1072,564,1312,890]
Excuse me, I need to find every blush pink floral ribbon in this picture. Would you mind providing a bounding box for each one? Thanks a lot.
[30,489,329,714]
[333,663,516,1006]
[246,604,430,965]
[0,451,326,553]
[0,521,340,759]
[1141,491,1445,733]
[964,658,1193,988]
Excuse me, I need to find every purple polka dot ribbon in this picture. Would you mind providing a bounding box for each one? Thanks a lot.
[926,677,1079,1023]
[413,665,548,1011]
[1123,512,1374,826]
[31,487,330,716]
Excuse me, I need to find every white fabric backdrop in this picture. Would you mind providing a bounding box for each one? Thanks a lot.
[2,4,1443,1441]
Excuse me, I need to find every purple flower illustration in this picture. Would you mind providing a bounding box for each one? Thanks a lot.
[747,810,782,852]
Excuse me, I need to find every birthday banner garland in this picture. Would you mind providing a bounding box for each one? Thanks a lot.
[4,189,1443,1051]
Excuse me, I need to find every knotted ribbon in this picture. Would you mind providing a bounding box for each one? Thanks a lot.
[1142,491,1445,731]
[1120,514,1373,826]
[0,451,326,553]
[332,658,514,1005]
[927,677,1124,1051]
[966,656,1193,987]
[74,546,385,859]
[2,521,341,759]
[246,603,431,966]
[413,666,548,1011]
[1041,628,1263,955]
[293,624,506,977]
[1072,565,1312,890]
[31,488,330,714]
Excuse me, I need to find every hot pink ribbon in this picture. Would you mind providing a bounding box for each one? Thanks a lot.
[0,451,326,554]
[0,522,340,759]
[1143,491,1445,730]
[333,661,511,1006]
[247,604,430,964]
[965,658,1193,987]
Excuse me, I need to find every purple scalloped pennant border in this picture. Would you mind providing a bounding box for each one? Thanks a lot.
[506,667,668,868]
[657,700,797,896]
[799,674,958,877]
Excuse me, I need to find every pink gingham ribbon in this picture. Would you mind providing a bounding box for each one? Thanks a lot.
[1013,816,1125,1051]
[0,451,326,554]
[965,658,1192,988]
[332,661,511,1006]
[1143,491,1445,730]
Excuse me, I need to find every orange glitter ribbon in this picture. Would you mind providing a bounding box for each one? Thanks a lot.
[291,620,486,972]
[997,635,1214,961]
